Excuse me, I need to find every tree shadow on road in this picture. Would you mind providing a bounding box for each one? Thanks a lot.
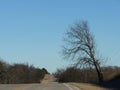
[96,75,120,90]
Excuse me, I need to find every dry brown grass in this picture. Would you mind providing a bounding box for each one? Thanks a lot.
[68,83,108,90]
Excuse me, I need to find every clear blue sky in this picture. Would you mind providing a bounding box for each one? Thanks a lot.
[0,0,120,73]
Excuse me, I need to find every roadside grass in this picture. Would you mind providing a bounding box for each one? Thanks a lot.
[68,83,108,90]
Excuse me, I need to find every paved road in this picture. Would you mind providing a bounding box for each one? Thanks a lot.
[0,82,80,90]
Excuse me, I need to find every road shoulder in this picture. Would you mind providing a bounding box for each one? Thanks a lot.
[68,83,108,90]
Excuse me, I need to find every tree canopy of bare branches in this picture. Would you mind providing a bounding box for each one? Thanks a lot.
[62,21,103,82]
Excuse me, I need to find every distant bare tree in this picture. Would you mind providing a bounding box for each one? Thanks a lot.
[62,21,103,82]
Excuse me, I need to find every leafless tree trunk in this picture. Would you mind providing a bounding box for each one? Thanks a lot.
[62,21,103,82]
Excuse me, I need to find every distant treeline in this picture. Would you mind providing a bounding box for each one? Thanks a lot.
[54,66,120,83]
[0,60,49,84]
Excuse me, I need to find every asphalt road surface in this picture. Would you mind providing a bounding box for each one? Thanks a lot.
[0,82,80,90]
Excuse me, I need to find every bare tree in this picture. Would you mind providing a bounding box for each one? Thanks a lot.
[62,21,103,82]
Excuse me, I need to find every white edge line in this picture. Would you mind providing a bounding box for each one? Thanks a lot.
[63,83,74,90]
[63,83,81,90]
